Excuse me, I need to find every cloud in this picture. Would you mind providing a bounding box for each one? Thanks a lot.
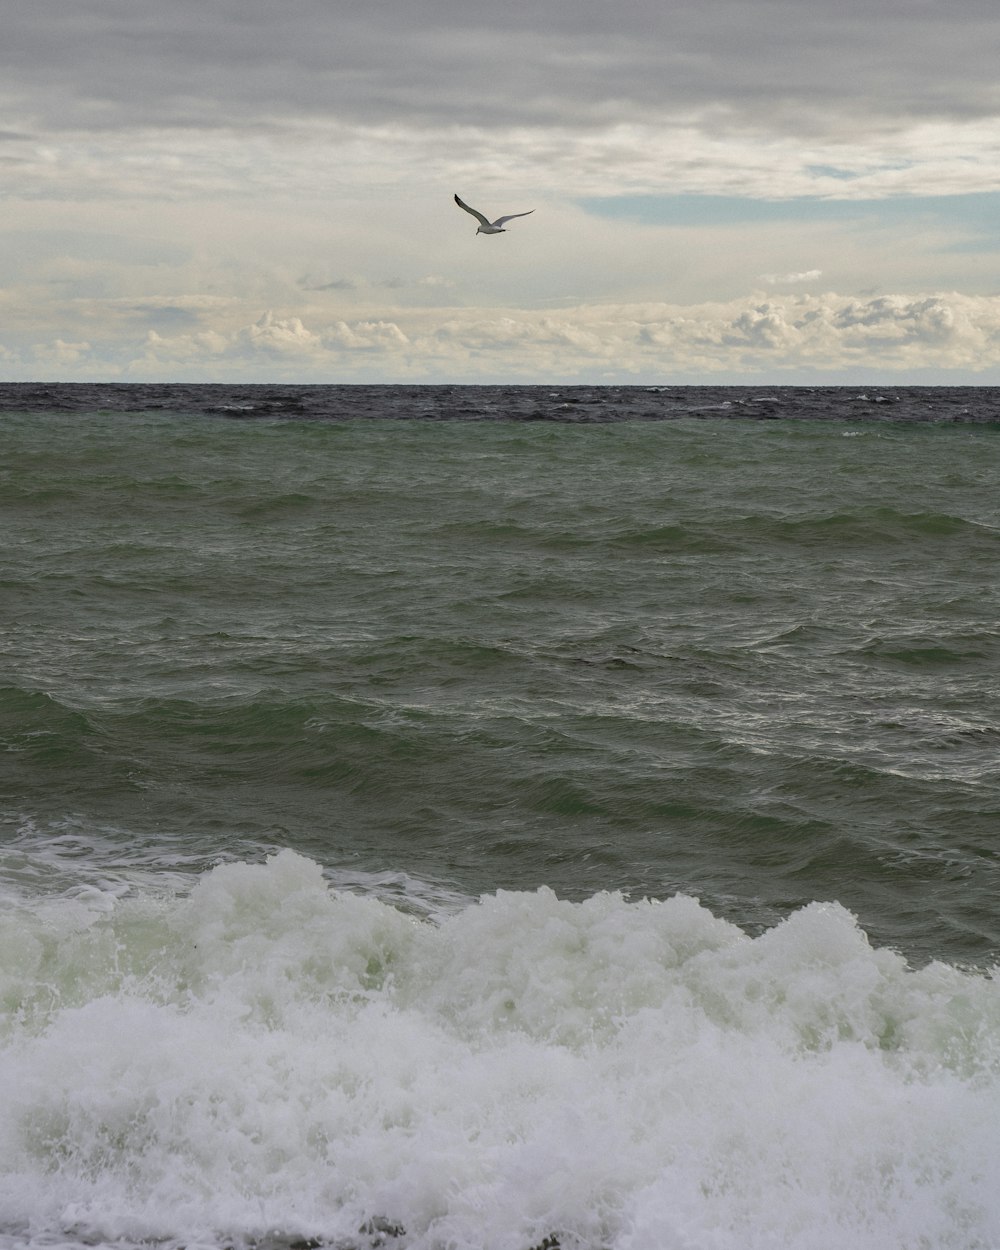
[299,277,358,293]
[126,311,411,376]
[221,293,1000,377]
[33,338,93,367]
[7,292,999,383]
[4,0,1000,142]
[761,270,823,286]
[325,319,410,351]
[5,115,1000,226]
[235,311,321,355]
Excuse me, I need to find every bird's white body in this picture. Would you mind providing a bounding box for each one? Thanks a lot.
[454,194,534,234]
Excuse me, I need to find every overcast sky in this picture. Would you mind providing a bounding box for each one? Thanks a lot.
[3,0,1000,382]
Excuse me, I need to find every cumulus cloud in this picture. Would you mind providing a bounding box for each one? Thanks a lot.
[4,291,992,383]
[32,338,93,367]
[128,311,411,376]
[332,291,1000,375]
[236,312,320,356]
[618,292,1000,373]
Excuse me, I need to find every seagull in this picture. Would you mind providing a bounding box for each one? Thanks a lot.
[454,194,534,235]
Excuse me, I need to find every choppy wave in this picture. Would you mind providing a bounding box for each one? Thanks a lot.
[1,850,999,1250]
[2,383,1000,424]
[5,609,1000,963]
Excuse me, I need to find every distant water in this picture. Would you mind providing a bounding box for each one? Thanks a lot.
[2,384,1000,1250]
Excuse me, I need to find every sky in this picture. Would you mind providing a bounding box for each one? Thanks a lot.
[3,0,1000,383]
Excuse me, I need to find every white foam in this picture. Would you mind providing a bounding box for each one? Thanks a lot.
[2,850,999,1250]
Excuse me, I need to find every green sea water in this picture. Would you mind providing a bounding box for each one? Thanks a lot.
[5,394,1000,1250]
[4,406,1000,964]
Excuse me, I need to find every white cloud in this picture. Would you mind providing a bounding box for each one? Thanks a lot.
[7,291,998,383]
[325,320,410,351]
[5,116,1000,207]
[761,270,823,286]
[236,312,320,356]
[126,312,411,377]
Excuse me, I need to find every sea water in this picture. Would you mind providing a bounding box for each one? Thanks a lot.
[2,385,1000,1249]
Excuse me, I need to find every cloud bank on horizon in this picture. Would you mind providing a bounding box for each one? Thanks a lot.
[3,0,1000,382]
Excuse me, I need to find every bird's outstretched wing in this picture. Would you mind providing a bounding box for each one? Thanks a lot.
[494,211,534,227]
[454,195,492,228]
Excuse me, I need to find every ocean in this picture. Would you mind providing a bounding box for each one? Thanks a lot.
[2,383,1000,1250]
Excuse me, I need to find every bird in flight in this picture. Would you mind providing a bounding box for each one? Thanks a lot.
[454,194,534,235]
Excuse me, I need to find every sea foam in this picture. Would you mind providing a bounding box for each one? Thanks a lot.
[2,849,998,1250]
